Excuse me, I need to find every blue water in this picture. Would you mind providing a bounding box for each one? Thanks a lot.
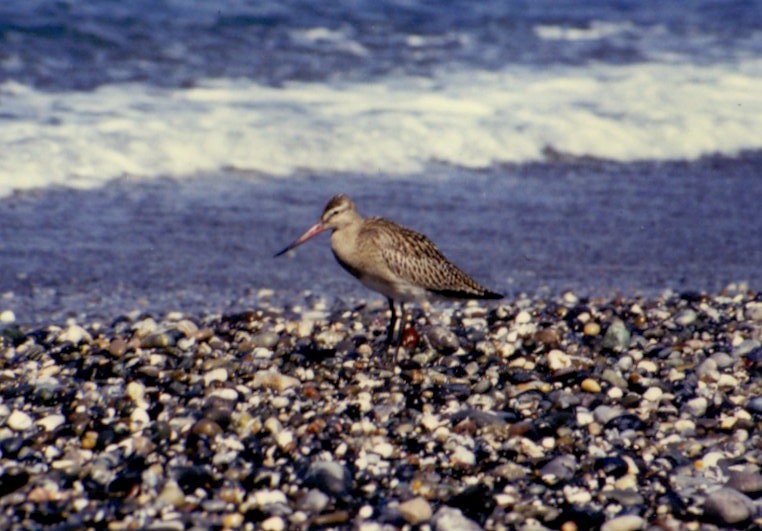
[1,0,761,323]
[2,1,761,90]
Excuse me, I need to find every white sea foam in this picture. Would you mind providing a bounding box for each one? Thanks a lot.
[534,21,636,41]
[1,58,761,196]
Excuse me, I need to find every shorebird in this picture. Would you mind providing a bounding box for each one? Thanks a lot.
[275,194,503,350]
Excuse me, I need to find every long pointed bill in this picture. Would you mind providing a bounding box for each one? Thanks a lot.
[274,222,327,257]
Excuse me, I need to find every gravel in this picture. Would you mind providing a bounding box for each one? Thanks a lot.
[1,286,761,529]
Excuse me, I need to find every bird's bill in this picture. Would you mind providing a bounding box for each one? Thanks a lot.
[274,222,327,257]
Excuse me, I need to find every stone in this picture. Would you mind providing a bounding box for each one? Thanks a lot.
[726,470,762,497]
[252,370,300,392]
[602,319,630,350]
[298,489,330,513]
[204,368,228,386]
[36,414,65,432]
[432,507,482,531]
[7,410,33,431]
[548,349,571,371]
[581,378,601,393]
[583,322,601,336]
[157,480,185,507]
[684,397,708,417]
[57,324,92,345]
[426,326,460,354]
[260,516,286,531]
[703,487,753,526]
[601,514,645,531]
[399,496,433,525]
[304,461,352,497]
[541,455,577,484]
[675,309,697,326]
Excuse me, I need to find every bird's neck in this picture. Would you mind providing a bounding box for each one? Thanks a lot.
[330,217,362,260]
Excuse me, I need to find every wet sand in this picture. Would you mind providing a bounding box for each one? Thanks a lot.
[1,152,761,324]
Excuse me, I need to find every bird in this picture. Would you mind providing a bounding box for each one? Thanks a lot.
[275,193,503,352]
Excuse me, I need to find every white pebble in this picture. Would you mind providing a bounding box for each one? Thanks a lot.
[126,381,146,402]
[421,414,443,431]
[451,446,476,467]
[563,485,592,504]
[36,414,65,432]
[685,397,708,417]
[371,441,394,459]
[260,516,285,531]
[270,396,290,409]
[0,310,15,323]
[57,324,92,345]
[548,349,571,371]
[607,387,624,399]
[204,368,228,386]
[253,489,287,506]
[601,514,646,531]
[209,388,239,401]
[275,430,294,450]
[515,310,532,324]
[253,370,300,393]
[636,359,658,373]
[7,410,33,431]
[703,451,725,468]
[130,407,150,431]
[576,409,594,426]
[643,387,663,402]
[398,496,433,525]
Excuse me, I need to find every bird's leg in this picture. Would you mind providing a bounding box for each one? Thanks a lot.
[385,297,397,350]
[393,302,406,364]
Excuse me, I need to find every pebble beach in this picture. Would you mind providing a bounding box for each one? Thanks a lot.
[2,286,761,530]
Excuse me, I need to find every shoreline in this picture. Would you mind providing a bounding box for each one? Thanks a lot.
[1,288,761,529]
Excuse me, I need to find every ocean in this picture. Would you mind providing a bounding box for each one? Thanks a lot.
[1,0,761,324]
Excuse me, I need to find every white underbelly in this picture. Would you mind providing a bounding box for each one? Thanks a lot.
[359,275,430,302]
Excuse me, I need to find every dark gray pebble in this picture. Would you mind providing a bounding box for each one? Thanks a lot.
[304,461,352,497]
[703,487,754,526]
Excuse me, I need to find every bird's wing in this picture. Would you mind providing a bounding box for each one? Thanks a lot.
[361,218,500,299]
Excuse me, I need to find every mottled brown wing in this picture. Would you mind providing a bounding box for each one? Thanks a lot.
[362,218,502,299]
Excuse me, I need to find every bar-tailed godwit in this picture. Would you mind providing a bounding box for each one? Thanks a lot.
[275,194,503,349]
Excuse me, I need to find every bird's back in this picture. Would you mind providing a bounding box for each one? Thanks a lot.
[358,217,503,300]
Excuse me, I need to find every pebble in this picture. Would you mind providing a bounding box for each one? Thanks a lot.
[36,413,65,432]
[398,496,433,525]
[541,455,577,484]
[157,480,185,507]
[684,396,708,417]
[0,310,15,323]
[298,489,330,513]
[305,461,352,497]
[426,326,460,354]
[451,445,476,467]
[602,319,630,350]
[260,516,286,531]
[726,470,762,497]
[57,324,92,345]
[675,309,697,326]
[703,487,754,526]
[204,367,228,385]
[581,378,601,393]
[432,507,482,531]
[252,370,300,392]
[6,410,33,431]
[548,349,571,371]
[642,386,662,402]
[0,290,759,529]
[601,514,645,531]
[583,321,601,336]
